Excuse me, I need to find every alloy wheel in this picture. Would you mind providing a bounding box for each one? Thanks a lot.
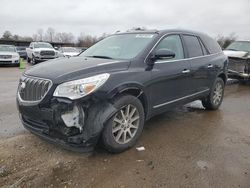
[213,82,223,106]
[112,104,140,144]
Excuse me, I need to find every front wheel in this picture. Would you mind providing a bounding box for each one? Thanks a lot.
[31,55,37,65]
[27,56,31,63]
[202,77,225,110]
[101,95,145,153]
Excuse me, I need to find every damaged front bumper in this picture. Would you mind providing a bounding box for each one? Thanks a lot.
[228,57,250,81]
[17,97,117,152]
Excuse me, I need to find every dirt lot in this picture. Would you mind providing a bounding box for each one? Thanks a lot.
[0,63,250,188]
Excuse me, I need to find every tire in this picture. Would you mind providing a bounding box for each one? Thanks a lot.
[202,77,225,110]
[31,55,36,65]
[27,56,30,63]
[101,95,145,153]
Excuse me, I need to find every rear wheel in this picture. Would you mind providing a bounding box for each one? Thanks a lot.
[101,95,145,153]
[202,77,225,110]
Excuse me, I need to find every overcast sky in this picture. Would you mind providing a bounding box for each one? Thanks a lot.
[0,0,249,39]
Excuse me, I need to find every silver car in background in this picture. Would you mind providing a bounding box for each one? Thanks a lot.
[58,47,80,57]
[0,45,20,66]
[223,41,250,83]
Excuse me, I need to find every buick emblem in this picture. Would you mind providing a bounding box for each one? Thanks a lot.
[20,82,26,89]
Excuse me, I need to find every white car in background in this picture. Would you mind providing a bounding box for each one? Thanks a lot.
[0,45,20,66]
[58,47,80,57]
[26,42,58,64]
[223,40,250,83]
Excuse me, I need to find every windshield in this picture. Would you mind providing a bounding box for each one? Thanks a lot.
[34,43,53,49]
[16,47,26,51]
[63,47,78,52]
[226,41,250,52]
[0,45,16,52]
[80,33,157,60]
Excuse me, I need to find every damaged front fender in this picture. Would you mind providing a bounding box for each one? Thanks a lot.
[19,95,118,152]
[80,100,117,144]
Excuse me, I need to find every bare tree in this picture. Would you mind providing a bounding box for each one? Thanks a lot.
[32,34,39,41]
[45,27,55,42]
[216,33,237,49]
[55,32,75,43]
[2,31,12,39]
[77,32,85,47]
[37,28,44,41]
[98,33,109,41]
[1,28,110,46]
[13,34,19,40]
[76,33,98,47]
[55,32,63,42]
[21,36,33,41]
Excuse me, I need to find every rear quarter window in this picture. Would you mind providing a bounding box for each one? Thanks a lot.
[199,39,209,55]
[183,35,203,58]
[200,35,222,54]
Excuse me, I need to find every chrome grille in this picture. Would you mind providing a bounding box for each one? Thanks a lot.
[18,76,52,102]
[228,57,247,73]
[0,55,12,59]
[40,50,55,56]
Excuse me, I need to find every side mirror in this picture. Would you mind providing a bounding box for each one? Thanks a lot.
[151,49,175,60]
[30,46,33,49]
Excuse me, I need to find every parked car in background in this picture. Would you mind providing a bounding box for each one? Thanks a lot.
[26,42,58,64]
[17,29,227,153]
[75,47,87,54]
[16,46,28,59]
[0,45,20,66]
[58,47,80,57]
[223,40,250,83]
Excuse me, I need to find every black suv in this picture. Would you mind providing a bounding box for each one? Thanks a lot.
[17,29,228,153]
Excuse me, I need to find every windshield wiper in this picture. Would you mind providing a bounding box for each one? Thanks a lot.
[86,55,113,59]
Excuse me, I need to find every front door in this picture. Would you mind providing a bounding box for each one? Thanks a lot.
[148,34,192,112]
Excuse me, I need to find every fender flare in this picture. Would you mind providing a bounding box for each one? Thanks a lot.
[216,71,227,83]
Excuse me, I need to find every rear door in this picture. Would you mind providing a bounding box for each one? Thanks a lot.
[182,35,212,93]
[149,34,192,111]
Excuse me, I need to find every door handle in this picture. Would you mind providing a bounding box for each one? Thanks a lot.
[182,69,190,74]
[207,64,214,68]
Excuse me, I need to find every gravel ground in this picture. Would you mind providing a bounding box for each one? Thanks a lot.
[0,63,250,188]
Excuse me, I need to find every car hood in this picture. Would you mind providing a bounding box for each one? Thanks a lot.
[63,52,79,56]
[34,48,56,52]
[0,51,18,56]
[223,50,250,59]
[24,56,130,83]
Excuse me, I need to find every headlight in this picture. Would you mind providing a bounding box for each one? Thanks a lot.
[12,54,19,58]
[53,73,110,100]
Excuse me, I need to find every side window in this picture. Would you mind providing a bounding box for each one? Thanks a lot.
[183,35,203,58]
[199,39,209,55]
[155,35,184,61]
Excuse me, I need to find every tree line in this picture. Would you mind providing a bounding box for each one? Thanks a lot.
[0,27,108,47]
[1,27,238,48]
